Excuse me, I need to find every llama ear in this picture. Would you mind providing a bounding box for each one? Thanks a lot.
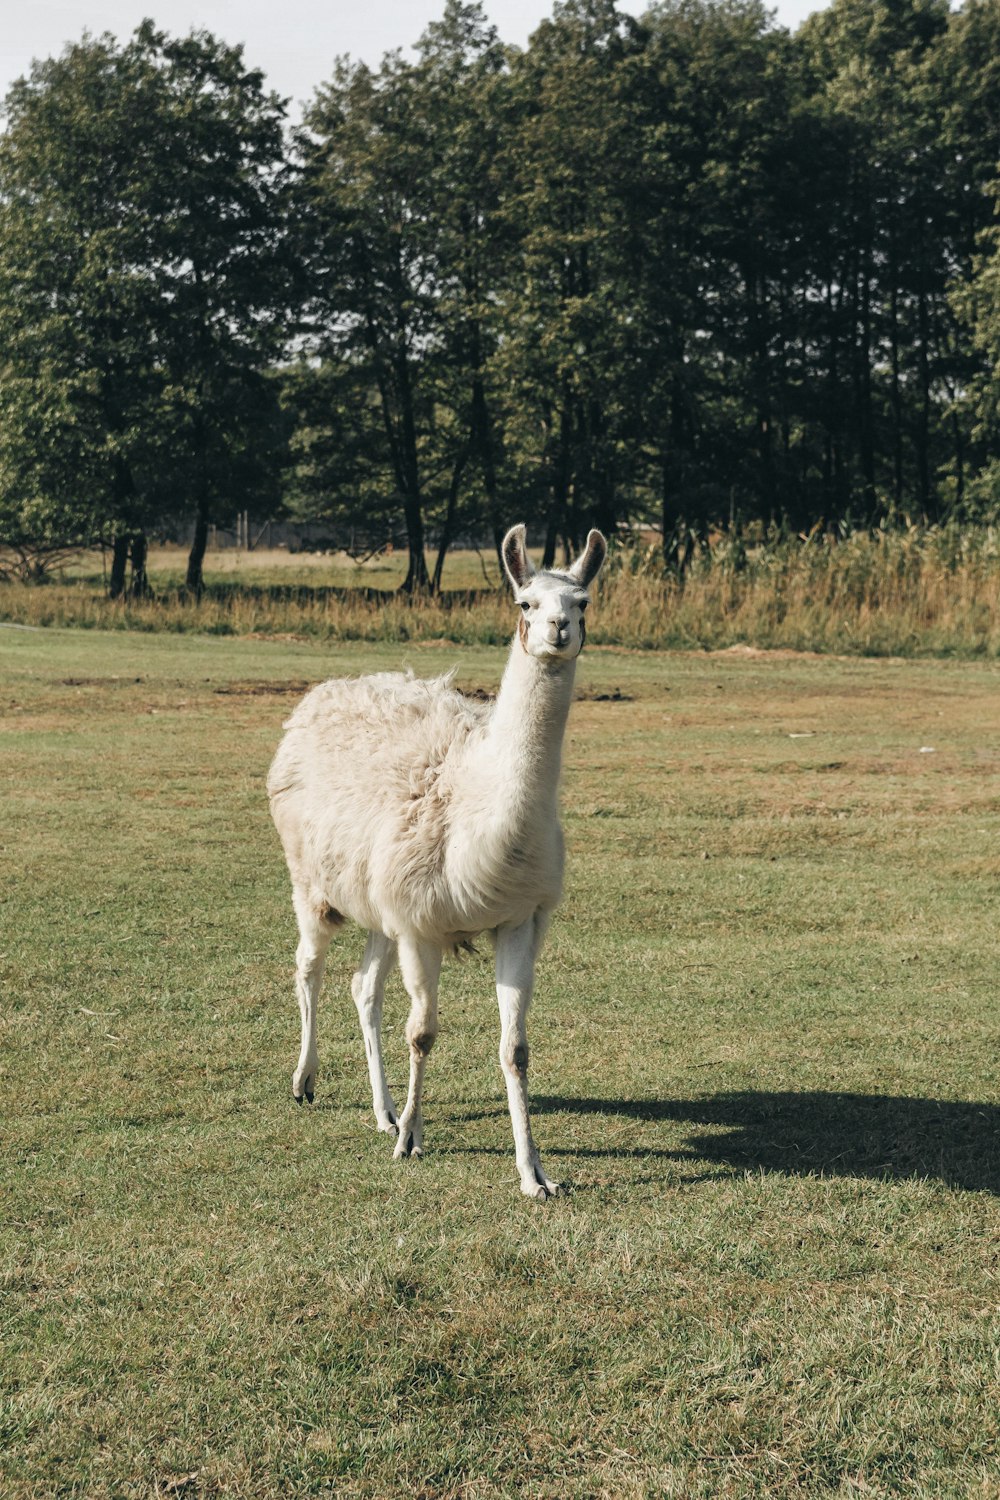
[567,529,608,587]
[501,524,535,591]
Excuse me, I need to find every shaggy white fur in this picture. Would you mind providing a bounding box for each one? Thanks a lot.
[267,523,607,1198]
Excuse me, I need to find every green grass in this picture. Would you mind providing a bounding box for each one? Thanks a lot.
[2,626,1000,1497]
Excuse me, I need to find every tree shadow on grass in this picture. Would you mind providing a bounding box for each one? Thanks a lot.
[531,1092,1000,1195]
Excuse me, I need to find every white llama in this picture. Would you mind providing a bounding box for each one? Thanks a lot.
[267,524,607,1198]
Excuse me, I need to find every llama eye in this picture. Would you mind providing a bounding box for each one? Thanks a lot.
[579,599,589,611]
[519,601,530,612]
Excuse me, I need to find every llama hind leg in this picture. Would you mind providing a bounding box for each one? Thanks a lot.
[393,935,442,1159]
[496,912,561,1200]
[352,931,399,1133]
[290,887,336,1103]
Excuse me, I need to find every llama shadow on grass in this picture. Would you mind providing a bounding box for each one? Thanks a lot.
[532,1091,1000,1196]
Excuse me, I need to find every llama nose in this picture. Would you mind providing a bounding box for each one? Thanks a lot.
[553,616,570,640]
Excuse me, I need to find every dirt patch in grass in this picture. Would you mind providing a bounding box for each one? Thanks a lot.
[213,679,314,697]
[461,683,635,703]
[61,675,146,686]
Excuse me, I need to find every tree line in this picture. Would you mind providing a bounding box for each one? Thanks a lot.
[2,0,1000,594]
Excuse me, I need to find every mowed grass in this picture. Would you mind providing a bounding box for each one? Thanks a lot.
[2,625,1000,1498]
[62,545,503,594]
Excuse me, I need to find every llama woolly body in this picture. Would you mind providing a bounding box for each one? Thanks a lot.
[268,667,566,949]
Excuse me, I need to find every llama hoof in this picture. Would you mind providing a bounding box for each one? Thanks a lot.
[393,1127,423,1159]
[292,1062,317,1103]
[375,1112,398,1135]
[521,1162,562,1200]
[521,1179,561,1201]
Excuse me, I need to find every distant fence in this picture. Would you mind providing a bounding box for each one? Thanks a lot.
[164,516,409,555]
[160,517,663,555]
[162,516,502,557]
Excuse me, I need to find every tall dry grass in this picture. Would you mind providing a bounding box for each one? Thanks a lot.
[3,524,1000,656]
[594,523,1000,656]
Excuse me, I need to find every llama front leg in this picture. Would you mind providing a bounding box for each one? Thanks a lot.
[352,931,399,1133]
[495,912,561,1200]
[393,935,442,1159]
[290,888,336,1103]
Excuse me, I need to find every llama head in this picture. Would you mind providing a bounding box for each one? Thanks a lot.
[502,524,608,662]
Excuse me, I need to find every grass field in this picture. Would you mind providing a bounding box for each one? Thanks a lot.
[2,623,1000,1497]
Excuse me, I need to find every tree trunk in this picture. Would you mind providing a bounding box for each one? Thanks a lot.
[661,377,694,571]
[916,276,932,517]
[186,386,212,597]
[889,224,904,509]
[825,279,845,513]
[186,505,209,597]
[400,492,430,593]
[858,246,876,517]
[749,271,774,511]
[471,375,503,567]
[661,451,695,577]
[542,513,559,572]
[543,394,572,570]
[129,533,149,598]
[366,316,429,594]
[432,447,470,594]
[108,534,130,599]
[951,405,965,510]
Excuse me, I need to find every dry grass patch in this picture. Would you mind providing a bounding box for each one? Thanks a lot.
[4,525,1000,657]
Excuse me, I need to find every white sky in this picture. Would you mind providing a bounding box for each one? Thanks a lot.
[2,2,831,117]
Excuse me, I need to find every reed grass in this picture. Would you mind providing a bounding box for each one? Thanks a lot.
[3,524,1000,656]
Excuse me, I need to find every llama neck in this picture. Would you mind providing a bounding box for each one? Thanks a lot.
[483,635,577,820]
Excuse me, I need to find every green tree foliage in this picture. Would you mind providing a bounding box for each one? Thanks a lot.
[5,0,1000,589]
[937,0,1000,516]
[293,2,510,590]
[293,0,1000,569]
[0,24,293,595]
[795,0,955,520]
[279,357,398,547]
[412,3,512,585]
[494,0,651,564]
[637,0,804,543]
[296,53,439,590]
[954,173,1000,517]
[0,36,164,591]
[134,26,297,595]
